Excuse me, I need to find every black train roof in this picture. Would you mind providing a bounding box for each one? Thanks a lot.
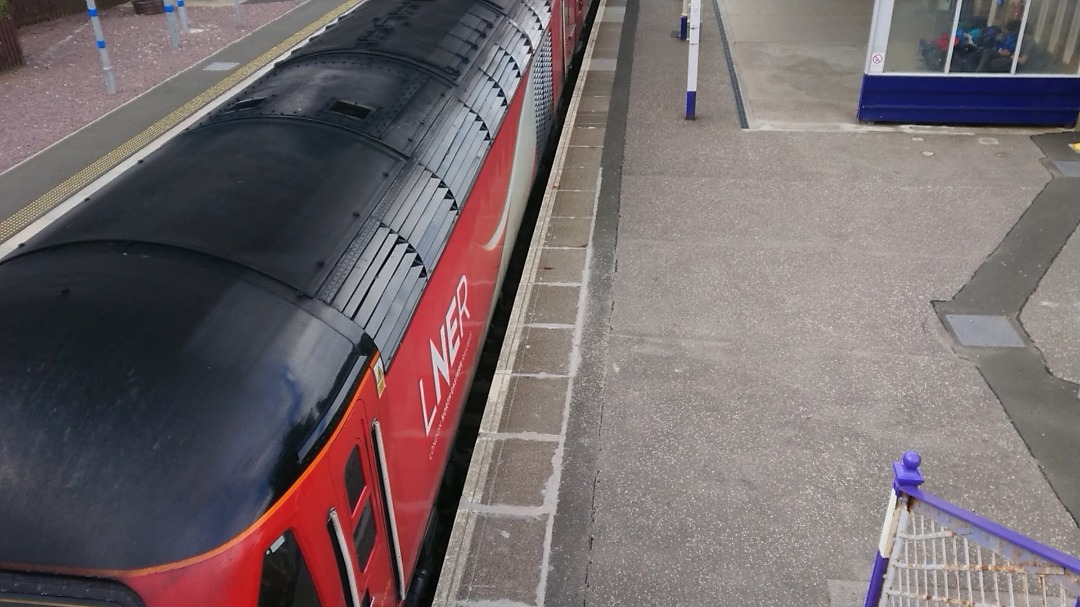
[0,0,550,571]
[0,247,361,570]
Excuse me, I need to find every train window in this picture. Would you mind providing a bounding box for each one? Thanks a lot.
[258,530,322,607]
[344,446,366,511]
[353,500,376,570]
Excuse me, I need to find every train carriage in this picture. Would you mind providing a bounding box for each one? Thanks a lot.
[0,0,591,604]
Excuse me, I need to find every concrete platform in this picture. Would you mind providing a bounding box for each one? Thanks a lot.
[3,0,1080,604]
[1021,142,1080,385]
[432,4,620,604]
[435,0,1080,606]
[718,0,874,128]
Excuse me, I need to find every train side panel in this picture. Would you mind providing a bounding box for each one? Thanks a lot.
[375,62,542,586]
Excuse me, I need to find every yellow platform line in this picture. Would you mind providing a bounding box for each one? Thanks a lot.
[0,0,363,244]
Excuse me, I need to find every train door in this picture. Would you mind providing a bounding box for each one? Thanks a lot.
[325,427,397,607]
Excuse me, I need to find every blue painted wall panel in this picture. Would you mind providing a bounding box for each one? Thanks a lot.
[858,74,1080,126]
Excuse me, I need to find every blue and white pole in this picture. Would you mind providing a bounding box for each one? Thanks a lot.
[684,0,700,119]
[863,452,923,607]
[163,0,180,48]
[85,0,116,95]
[177,0,189,33]
[679,0,688,41]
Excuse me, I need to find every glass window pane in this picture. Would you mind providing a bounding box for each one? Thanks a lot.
[886,0,962,72]
[259,531,322,607]
[344,446,366,512]
[952,8,1027,73]
[1017,0,1080,73]
[353,501,377,570]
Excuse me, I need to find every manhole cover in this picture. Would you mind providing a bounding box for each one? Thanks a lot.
[945,314,1025,347]
[1052,160,1080,177]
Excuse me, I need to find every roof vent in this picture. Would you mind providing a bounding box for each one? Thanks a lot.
[226,96,267,112]
[329,99,373,121]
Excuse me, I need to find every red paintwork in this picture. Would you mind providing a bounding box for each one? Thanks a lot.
[120,371,395,607]
[373,67,526,589]
[31,9,591,607]
[552,0,568,102]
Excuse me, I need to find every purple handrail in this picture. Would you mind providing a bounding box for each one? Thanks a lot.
[864,451,1080,607]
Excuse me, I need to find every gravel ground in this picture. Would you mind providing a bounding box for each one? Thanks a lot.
[0,0,304,173]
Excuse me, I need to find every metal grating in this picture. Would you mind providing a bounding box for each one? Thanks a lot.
[508,0,546,48]
[427,7,499,78]
[1052,160,1080,178]
[418,103,491,202]
[315,0,557,359]
[879,496,1080,607]
[333,227,398,314]
[335,226,428,323]
[332,224,429,359]
[945,314,1025,348]
[533,29,554,151]
[383,167,458,266]
[460,68,506,130]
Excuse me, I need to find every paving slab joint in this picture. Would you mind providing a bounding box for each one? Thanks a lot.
[431,0,612,602]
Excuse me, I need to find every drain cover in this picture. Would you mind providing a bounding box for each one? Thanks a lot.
[945,314,1025,347]
[1052,160,1080,177]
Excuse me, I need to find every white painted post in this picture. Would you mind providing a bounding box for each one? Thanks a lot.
[1061,1,1080,67]
[1049,0,1068,53]
[85,0,116,94]
[865,0,896,75]
[943,0,964,72]
[163,0,180,48]
[685,0,700,119]
[679,0,688,41]
[1034,0,1052,45]
[177,0,189,33]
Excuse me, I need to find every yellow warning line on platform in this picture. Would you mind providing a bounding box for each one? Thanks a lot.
[0,0,362,244]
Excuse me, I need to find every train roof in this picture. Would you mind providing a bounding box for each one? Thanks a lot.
[0,0,551,571]
[0,245,363,570]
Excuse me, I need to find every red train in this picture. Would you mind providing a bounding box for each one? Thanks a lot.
[0,0,591,604]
